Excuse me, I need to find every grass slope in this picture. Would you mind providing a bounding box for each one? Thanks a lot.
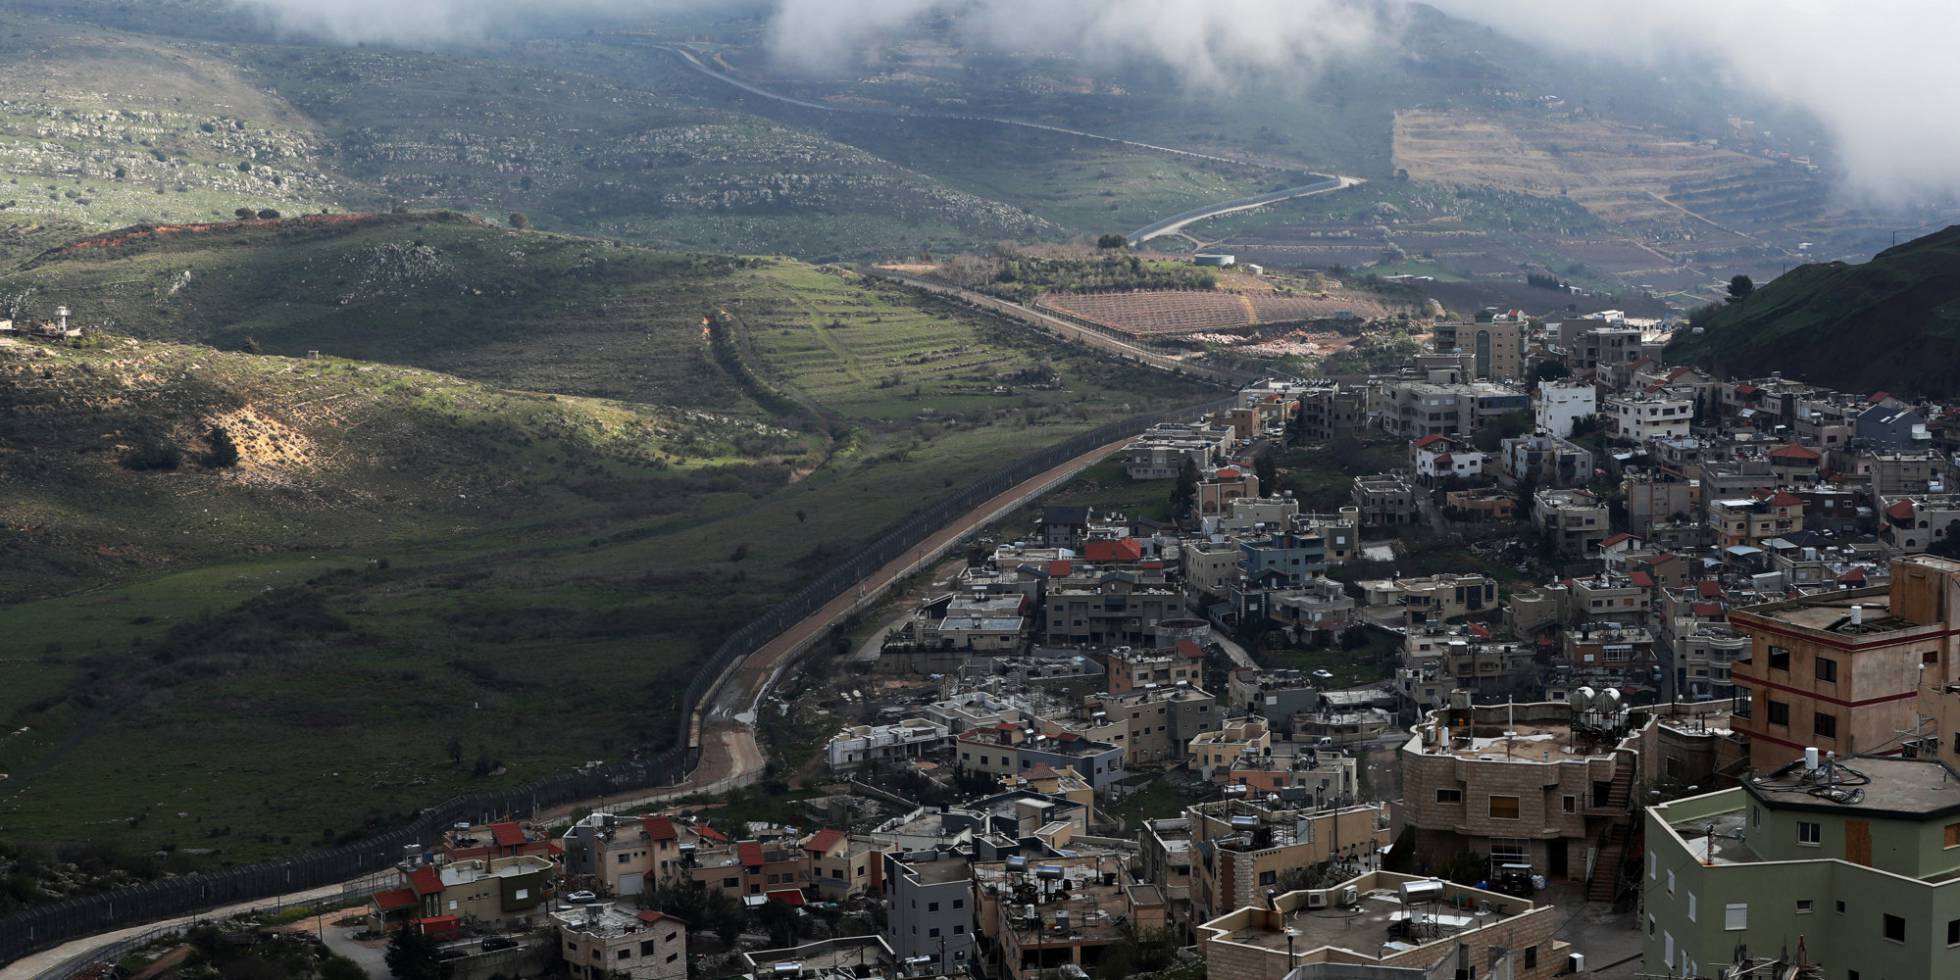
[0,215,1218,869]
[1667,225,1960,396]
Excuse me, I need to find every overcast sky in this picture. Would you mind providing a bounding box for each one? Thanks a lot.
[238,0,1960,206]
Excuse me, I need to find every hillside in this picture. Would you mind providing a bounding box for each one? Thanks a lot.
[1667,225,1960,396]
[0,215,1218,869]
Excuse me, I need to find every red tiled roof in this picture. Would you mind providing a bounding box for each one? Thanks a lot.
[371,888,418,912]
[1048,560,1073,578]
[737,842,765,868]
[489,822,526,848]
[642,816,678,842]
[1870,391,1892,403]
[1887,499,1917,520]
[637,910,677,925]
[1629,571,1656,588]
[695,824,728,843]
[1734,383,1758,396]
[1601,532,1636,549]
[1176,639,1205,660]
[1768,443,1821,461]
[767,889,806,907]
[1696,580,1725,598]
[1084,538,1143,563]
[1468,623,1492,640]
[1025,763,1062,779]
[1216,466,1243,479]
[1432,453,1453,467]
[1412,434,1449,449]
[804,829,846,854]
[407,866,443,897]
[1692,602,1725,617]
[1839,568,1867,583]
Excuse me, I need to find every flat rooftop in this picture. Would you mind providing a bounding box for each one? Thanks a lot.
[898,857,973,885]
[1747,757,1960,817]
[1216,885,1529,959]
[1738,591,1917,635]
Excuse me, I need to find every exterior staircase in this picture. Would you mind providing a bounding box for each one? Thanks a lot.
[1587,764,1639,904]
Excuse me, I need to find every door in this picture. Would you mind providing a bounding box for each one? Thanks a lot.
[1846,820,1873,866]
[1549,839,1569,877]
[618,871,645,896]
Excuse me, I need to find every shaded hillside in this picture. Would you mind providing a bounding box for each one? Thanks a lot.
[1667,226,1960,396]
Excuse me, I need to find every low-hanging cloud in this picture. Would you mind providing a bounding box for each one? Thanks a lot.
[1425,0,1960,208]
[234,0,1960,205]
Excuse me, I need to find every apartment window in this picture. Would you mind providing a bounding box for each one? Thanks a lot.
[1797,900,1813,914]
[723,878,738,889]
[1259,870,1278,886]
[1436,788,1463,804]
[617,853,630,865]
[1725,904,1748,931]
[1524,946,1538,969]
[514,888,528,901]
[929,928,941,939]
[955,925,966,935]
[953,898,965,909]
[1949,919,1960,946]
[1649,852,1657,880]
[1798,821,1822,846]
[1946,823,1960,849]
[1815,713,1837,738]
[1837,900,1846,914]
[1816,657,1838,683]
[1768,646,1791,671]
[1688,892,1697,922]
[641,940,657,954]
[1666,870,1675,896]
[1883,913,1905,943]
[1489,795,1521,819]
[1767,700,1790,726]
[928,902,939,912]
[1563,795,1577,813]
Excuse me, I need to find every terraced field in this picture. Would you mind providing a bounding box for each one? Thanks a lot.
[1036,288,1399,336]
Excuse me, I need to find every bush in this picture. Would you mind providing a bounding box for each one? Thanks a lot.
[122,440,181,472]
[201,426,241,469]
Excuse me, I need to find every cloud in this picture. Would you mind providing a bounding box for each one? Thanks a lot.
[764,0,1394,90]
[231,0,713,47]
[1424,0,1960,206]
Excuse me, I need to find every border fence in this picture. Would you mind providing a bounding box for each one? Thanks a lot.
[0,392,1236,967]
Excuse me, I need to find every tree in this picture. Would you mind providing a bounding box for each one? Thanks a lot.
[1726,275,1754,303]
[256,208,280,220]
[234,207,255,220]
[508,212,529,230]
[1284,397,1306,446]
[1253,448,1278,492]
[200,426,240,469]
[321,957,369,980]
[384,926,449,980]
[122,439,181,472]
[1531,359,1571,383]
[445,735,462,767]
[1095,233,1126,249]
[1170,457,1201,518]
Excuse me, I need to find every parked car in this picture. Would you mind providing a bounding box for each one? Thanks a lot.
[565,890,599,904]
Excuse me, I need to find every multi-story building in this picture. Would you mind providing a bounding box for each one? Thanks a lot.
[1355,573,1499,625]
[1187,716,1272,781]
[804,829,878,901]
[972,855,1166,980]
[1604,394,1693,442]
[1645,756,1960,980]
[1350,474,1418,527]
[1400,698,1738,890]
[1622,469,1697,537]
[1107,644,1205,694]
[1568,573,1652,626]
[552,904,686,980]
[1670,626,1751,702]
[559,813,724,897]
[1042,567,1182,646]
[885,851,975,970]
[1263,578,1358,639]
[1295,384,1368,442]
[1729,556,1960,771]
[1562,624,1663,701]
[1435,315,1527,381]
[1397,624,1537,711]
[1879,493,1960,554]
[1238,530,1327,588]
[1708,491,1804,548]
[1226,668,1320,722]
[1211,494,1299,533]
[1409,434,1486,482]
[1121,421,1234,479]
[1186,798,1392,919]
[1181,537,1247,596]
[1695,458,1778,519]
[368,854,555,933]
[1087,685,1220,766]
[956,724,1128,788]
[1535,381,1597,438]
[1195,466,1260,516]
[1533,488,1609,557]
[1501,432,1594,488]
[690,839,809,901]
[1860,448,1948,496]
[1378,381,1528,438]
[1198,872,1566,980]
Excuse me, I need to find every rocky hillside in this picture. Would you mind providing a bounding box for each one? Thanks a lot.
[1667,225,1960,396]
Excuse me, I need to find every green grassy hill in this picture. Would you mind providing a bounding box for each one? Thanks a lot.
[0,214,1216,874]
[1666,226,1960,396]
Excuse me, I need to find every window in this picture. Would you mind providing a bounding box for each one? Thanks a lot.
[1436,788,1463,804]
[1816,656,1838,682]
[1798,821,1822,846]
[953,898,964,909]
[929,928,941,939]
[1666,870,1675,896]
[1725,904,1748,931]
[617,949,632,960]
[1883,913,1905,943]
[640,941,656,955]
[1563,795,1577,814]
[1688,892,1697,922]
[1947,823,1960,849]
[955,925,966,935]
[1489,795,1521,819]
[1259,870,1278,885]
[1815,713,1838,738]
[1836,900,1846,914]
[1949,919,1960,946]
[723,877,737,889]
[1524,946,1538,969]
[928,902,939,913]
[514,888,528,901]
[1649,852,1658,880]
[617,853,630,865]
[1767,700,1790,726]
[1768,646,1791,671]
[1797,900,1813,914]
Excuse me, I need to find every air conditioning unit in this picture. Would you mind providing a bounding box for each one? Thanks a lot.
[1305,890,1329,909]
[1339,885,1359,907]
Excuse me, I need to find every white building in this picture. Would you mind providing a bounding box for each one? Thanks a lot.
[1411,434,1486,482]
[1604,394,1692,443]
[1534,381,1596,438]
[824,719,951,772]
[553,904,686,980]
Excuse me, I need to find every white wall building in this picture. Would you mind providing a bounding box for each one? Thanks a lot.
[1534,382,1596,438]
[1604,395,1692,443]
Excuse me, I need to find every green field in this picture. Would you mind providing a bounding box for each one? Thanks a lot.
[0,214,1218,878]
